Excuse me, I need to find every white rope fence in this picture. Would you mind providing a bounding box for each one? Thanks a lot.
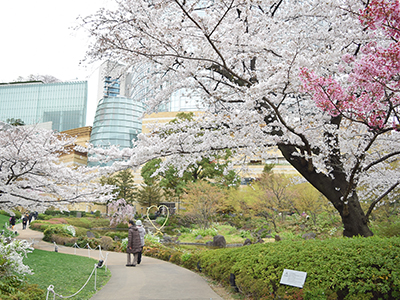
[45,242,110,299]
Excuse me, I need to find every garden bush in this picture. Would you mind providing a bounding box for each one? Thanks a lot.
[100,236,114,250]
[42,225,75,242]
[74,226,89,237]
[167,214,195,228]
[51,217,110,229]
[76,237,100,249]
[104,231,128,240]
[371,218,400,238]
[116,222,129,229]
[43,210,87,217]
[51,235,78,247]
[198,236,400,299]
[0,276,44,300]
[63,217,91,228]
[143,236,400,299]
[36,214,55,221]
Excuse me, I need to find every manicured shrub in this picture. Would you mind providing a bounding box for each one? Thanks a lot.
[42,224,75,242]
[11,210,22,219]
[64,218,92,228]
[36,214,54,221]
[116,222,129,229]
[76,237,99,249]
[100,236,114,251]
[68,211,87,217]
[51,235,78,247]
[198,236,400,299]
[0,276,44,300]
[28,222,47,231]
[74,226,88,237]
[104,231,128,240]
[372,220,400,237]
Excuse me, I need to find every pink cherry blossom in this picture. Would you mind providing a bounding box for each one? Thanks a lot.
[301,0,400,130]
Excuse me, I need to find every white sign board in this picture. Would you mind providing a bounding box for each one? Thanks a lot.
[280,269,307,288]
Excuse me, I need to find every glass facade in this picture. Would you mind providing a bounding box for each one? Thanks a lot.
[126,63,205,112]
[104,77,121,97]
[162,88,204,112]
[0,81,87,132]
[90,96,144,150]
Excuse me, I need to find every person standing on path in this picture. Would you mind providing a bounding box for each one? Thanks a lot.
[9,215,16,230]
[136,220,145,264]
[127,220,141,267]
[22,213,28,230]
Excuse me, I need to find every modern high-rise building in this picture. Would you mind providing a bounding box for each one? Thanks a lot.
[90,61,296,177]
[90,93,144,150]
[0,81,88,132]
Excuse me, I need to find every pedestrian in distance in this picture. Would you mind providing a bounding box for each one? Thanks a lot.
[136,220,145,264]
[9,215,16,230]
[126,220,141,267]
[22,213,28,230]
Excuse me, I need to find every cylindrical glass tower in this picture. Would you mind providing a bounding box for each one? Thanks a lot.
[90,95,144,157]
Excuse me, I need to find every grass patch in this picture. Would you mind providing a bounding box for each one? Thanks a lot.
[176,223,255,244]
[24,249,111,300]
[0,214,10,228]
[0,214,17,237]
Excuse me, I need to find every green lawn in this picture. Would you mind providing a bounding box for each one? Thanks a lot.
[24,249,111,300]
[175,224,258,244]
[0,214,10,228]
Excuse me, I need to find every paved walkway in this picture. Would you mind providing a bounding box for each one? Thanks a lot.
[15,223,222,300]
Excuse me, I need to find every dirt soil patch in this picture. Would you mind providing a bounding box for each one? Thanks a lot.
[47,218,68,224]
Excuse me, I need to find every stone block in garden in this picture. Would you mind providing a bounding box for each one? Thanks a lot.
[302,232,316,240]
[243,238,252,246]
[213,235,226,248]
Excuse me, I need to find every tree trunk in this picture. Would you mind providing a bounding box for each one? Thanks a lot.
[278,144,373,237]
[338,194,373,237]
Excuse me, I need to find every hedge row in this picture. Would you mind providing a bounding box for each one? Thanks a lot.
[43,210,91,217]
[143,237,400,300]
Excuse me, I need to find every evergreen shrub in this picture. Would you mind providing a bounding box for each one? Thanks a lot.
[36,214,54,220]
[43,210,88,218]
[0,276,44,300]
[198,236,400,299]
[65,217,110,229]
[143,237,400,299]
[104,231,128,240]
[372,219,400,238]
[43,225,74,242]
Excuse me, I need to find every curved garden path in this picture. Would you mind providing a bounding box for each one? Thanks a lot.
[15,223,223,300]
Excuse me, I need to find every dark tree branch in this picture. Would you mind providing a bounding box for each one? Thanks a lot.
[366,181,400,220]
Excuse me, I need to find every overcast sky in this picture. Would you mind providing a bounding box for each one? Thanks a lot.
[0,0,116,125]
[0,0,114,83]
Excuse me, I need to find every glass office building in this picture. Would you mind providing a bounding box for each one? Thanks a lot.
[89,62,203,166]
[0,81,87,132]
[126,63,205,112]
[90,95,144,149]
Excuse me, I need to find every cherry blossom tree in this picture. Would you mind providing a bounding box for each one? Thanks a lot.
[300,0,400,225]
[82,0,400,237]
[107,198,135,226]
[0,122,114,212]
